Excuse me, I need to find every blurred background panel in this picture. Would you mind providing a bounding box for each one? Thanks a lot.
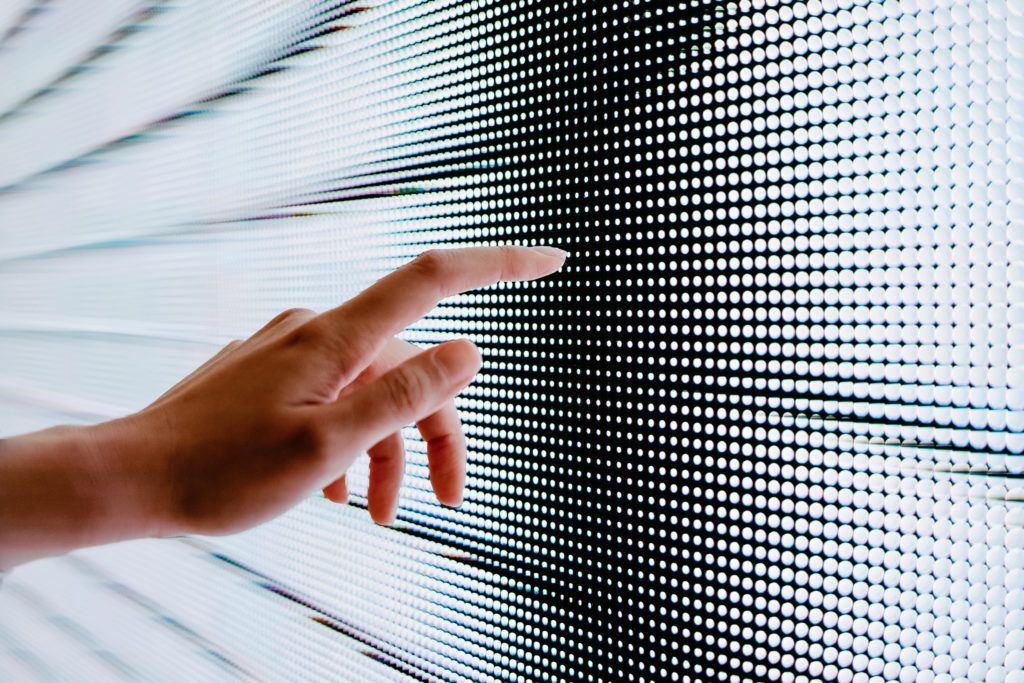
[1,1,1024,681]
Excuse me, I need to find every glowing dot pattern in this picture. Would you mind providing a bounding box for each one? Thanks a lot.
[0,1,1023,682]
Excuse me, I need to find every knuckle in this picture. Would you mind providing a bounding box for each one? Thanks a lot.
[283,307,316,321]
[409,249,450,300]
[386,368,428,415]
[412,249,450,280]
[414,248,443,269]
[282,317,328,348]
[316,318,372,365]
[268,307,315,328]
[497,244,527,280]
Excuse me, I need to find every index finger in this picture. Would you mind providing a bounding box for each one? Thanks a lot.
[318,245,567,362]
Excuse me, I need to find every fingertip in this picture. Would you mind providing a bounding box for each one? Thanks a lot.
[533,248,568,278]
[367,433,405,526]
[428,442,466,508]
[325,489,350,505]
[323,478,349,505]
[455,338,482,370]
[434,338,482,384]
[370,504,398,526]
[440,490,463,508]
[431,469,466,508]
[532,245,569,262]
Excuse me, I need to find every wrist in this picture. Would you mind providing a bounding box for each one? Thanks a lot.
[0,417,169,571]
[78,414,174,543]
[0,425,111,569]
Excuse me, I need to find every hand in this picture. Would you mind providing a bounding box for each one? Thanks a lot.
[0,245,567,569]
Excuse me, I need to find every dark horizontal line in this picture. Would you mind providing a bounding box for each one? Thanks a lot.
[0,0,50,48]
[0,2,170,124]
[0,2,369,194]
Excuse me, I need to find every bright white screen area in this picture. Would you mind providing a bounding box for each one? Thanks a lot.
[2,1,1024,682]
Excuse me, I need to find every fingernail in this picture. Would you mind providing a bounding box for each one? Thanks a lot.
[533,246,568,259]
[373,507,398,526]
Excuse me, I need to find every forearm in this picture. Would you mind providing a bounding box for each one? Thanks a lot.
[0,419,158,571]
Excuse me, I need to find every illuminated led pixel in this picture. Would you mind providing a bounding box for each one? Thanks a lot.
[1,0,1023,681]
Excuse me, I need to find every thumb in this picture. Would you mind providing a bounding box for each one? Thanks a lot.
[316,339,482,461]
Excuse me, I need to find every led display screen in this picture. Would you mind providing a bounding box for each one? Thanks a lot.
[1,1,1023,681]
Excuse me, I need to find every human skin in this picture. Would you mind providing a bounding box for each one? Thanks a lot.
[0,245,567,572]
